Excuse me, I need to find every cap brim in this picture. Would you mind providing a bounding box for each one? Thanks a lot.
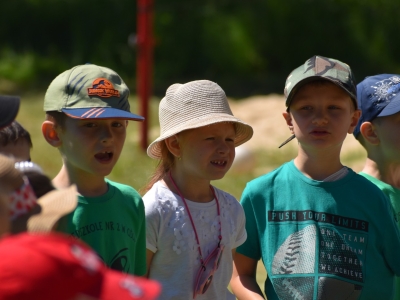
[62,108,144,121]
[147,113,254,159]
[27,185,78,232]
[91,270,161,300]
[286,76,357,108]
[377,96,400,117]
[0,95,20,129]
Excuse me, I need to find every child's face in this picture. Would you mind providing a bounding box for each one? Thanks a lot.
[372,111,400,163]
[283,82,360,152]
[177,122,236,181]
[57,118,127,178]
[0,139,31,162]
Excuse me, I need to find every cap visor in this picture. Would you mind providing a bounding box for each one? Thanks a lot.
[62,108,144,121]
[377,96,400,117]
[0,95,20,128]
[93,270,161,300]
[286,76,356,107]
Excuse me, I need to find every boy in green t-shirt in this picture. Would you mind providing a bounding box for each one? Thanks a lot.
[353,74,400,299]
[231,56,400,299]
[41,64,147,276]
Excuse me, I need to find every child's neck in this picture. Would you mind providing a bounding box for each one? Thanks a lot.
[362,158,400,189]
[295,148,344,181]
[52,165,108,197]
[163,169,213,203]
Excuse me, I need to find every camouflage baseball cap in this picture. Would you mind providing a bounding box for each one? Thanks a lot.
[278,55,357,148]
[284,55,357,109]
[44,64,144,121]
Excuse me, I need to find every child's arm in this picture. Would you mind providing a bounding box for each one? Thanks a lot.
[231,253,265,299]
[145,249,155,278]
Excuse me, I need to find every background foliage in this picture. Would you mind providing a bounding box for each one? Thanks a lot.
[1,0,400,97]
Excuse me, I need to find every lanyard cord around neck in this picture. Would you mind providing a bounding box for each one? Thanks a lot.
[168,171,222,267]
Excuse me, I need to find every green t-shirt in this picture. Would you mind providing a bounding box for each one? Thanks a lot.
[238,161,400,300]
[59,179,146,276]
[359,172,400,300]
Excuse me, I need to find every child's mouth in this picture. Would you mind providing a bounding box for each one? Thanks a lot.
[95,151,113,162]
[211,160,227,167]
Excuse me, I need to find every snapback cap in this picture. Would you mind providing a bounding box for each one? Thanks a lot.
[0,95,20,129]
[44,64,144,121]
[284,55,357,108]
[0,232,161,300]
[279,55,357,148]
[354,74,400,137]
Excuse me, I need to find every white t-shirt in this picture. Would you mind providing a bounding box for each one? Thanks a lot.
[144,181,247,300]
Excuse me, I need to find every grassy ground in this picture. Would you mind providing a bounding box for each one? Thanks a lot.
[16,93,366,299]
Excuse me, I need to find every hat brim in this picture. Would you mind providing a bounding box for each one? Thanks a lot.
[27,185,78,232]
[62,108,144,121]
[147,113,254,159]
[286,76,357,108]
[377,95,400,117]
[0,95,20,129]
[91,270,161,300]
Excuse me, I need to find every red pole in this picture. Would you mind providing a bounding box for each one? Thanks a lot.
[137,0,153,151]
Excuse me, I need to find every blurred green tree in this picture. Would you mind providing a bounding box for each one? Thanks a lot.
[0,0,399,96]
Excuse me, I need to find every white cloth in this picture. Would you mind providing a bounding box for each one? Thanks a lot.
[144,181,247,300]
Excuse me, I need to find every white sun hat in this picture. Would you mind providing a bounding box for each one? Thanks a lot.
[147,80,254,159]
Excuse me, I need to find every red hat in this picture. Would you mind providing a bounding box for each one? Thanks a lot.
[0,233,161,300]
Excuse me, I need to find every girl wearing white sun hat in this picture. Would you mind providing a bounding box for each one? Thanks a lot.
[142,80,253,300]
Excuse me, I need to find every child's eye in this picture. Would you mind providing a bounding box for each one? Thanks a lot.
[329,105,341,110]
[206,137,215,140]
[83,122,96,128]
[226,137,235,142]
[300,106,313,110]
[112,122,124,127]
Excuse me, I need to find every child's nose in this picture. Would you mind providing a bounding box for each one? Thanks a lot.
[217,141,231,154]
[100,126,114,143]
[312,109,328,125]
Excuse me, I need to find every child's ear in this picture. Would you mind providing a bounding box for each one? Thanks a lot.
[360,122,380,145]
[347,109,361,134]
[42,121,62,147]
[164,135,181,159]
[282,111,294,134]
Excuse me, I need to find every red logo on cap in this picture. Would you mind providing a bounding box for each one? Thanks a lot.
[87,78,120,98]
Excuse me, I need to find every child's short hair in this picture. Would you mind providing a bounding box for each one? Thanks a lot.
[45,111,67,129]
[0,121,32,148]
[0,95,20,129]
[43,64,144,122]
[353,74,400,139]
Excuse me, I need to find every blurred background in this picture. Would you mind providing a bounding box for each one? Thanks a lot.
[1,0,400,97]
[2,1,399,295]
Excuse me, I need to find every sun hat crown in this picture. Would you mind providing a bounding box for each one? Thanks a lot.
[147,80,253,159]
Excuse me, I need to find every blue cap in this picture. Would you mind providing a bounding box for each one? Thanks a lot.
[354,74,400,137]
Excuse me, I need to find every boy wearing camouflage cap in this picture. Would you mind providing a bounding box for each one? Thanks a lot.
[41,64,147,276]
[231,56,400,299]
[354,74,400,299]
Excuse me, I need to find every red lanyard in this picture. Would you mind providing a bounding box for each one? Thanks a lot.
[168,172,222,266]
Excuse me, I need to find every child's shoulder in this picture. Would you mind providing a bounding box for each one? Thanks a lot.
[106,179,141,199]
[213,186,239,203]
[346,171,387,193]
[247,161,292,188]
